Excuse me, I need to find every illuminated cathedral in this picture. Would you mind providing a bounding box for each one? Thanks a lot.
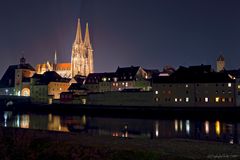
[36,18,94,78]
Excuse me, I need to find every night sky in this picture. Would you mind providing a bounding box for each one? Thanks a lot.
[1,0,240,76]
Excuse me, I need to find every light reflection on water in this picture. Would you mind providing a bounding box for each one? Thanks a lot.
[1,111,240,144]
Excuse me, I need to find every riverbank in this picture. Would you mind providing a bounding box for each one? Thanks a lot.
[2,103,240,120]
[0,127,240,160]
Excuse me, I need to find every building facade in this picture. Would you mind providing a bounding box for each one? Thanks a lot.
[71,19,94,77]
[0,57,35,96]
[36,18,94,78]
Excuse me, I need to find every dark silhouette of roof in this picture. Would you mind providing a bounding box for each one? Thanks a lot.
[85,72,116,84]
[153,65,234,83]
[68,83,87,91]
[73,75,86,84]
[0,63,35,88]
[32,71,70,85]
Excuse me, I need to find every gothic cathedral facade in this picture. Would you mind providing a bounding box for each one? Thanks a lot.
[71,18,94,77]
[36,18,94,78]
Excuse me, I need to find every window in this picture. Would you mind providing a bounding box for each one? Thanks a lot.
[174,98,178,102]
[222,98,225,102]
[185,84,189,88]
[228,83,232,87]
[155,97,159,102]
[155,91,159,95]
[185,97,189,102]
[205,97,208,102]
[238,85,240,89]
[215,97,220,102]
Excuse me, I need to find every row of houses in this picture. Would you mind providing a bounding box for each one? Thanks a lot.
[0,57,240,107]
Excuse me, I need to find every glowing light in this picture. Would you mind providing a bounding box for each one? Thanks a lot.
[205,121,209,134]
[179,120,183,131]
[215,121,221,136]
[215,97,220,102]
[186,120,190,135]
[20,115,30,128]
[174,120,178,132]
[155,91,159,95]
[205,97,209,102]
[228,83,232,87]
[185,97,189,102]
[82,115,86,125]
[155,121,159,137]
[4,112,7,127]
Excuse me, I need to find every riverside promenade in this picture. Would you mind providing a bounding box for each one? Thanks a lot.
[0,127,240,160]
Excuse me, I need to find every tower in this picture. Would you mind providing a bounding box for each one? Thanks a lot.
[54,50,57,65]
[71,18,94,77]
[216,55,225,72]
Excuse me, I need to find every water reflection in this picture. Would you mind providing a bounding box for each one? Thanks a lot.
[215,121,221,137]
[20,115,29,128]
[1,111,240,144]
[205,121,209,135]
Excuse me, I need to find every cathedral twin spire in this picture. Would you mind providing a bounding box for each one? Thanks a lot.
[74,18,91,49]
[71,18,94,77]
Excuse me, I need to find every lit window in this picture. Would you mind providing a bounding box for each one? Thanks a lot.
[179,98,182,102]
[205,97,209,102]
[228,83,232,87]
[185,97,189,102]
[229,97,232,102]
[215,97,220,102]
[125,82,128,87]
[113,83,115,86]
[155,91,159,95]
[238,85,240,89]
[222,98,225,102]
[122,82,125,85]
[155,97,159,102]
[185,84,189,88]
[174,98,178,102]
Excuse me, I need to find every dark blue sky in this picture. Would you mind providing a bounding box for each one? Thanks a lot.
[0,0,240,76]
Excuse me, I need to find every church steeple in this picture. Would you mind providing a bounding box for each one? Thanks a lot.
[74,18,83,44]
[54,50,57,65]
[84,22,91,48]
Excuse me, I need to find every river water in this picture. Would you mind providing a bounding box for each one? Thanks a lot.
[0,111,239,144]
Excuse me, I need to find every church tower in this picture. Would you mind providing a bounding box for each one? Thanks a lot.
[71,18,94,77]
[216,55,225,72]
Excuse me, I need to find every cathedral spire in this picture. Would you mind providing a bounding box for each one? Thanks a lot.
[84,22,91,48]
[74,18,83,44]
[54,50,57,64]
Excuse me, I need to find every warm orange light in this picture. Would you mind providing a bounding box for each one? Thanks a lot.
[215,121,221,136]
